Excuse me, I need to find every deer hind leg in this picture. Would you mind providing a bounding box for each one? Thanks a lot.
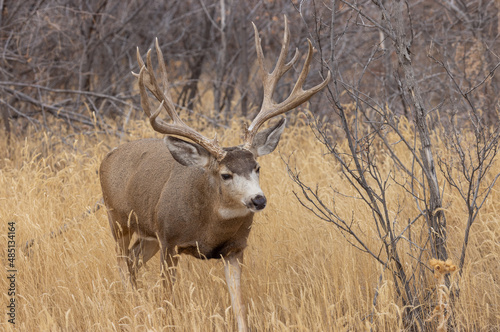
[117,234,137,289]
[128,234,160,271]
[106,209,138,289]
[159,243,179,292]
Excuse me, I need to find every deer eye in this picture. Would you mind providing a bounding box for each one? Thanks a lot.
[221,173,233,181]
[255,166,261,174]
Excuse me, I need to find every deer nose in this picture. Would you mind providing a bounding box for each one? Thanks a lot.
[251,195,267,210]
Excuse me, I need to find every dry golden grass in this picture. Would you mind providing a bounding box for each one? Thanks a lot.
[0,116,499,331]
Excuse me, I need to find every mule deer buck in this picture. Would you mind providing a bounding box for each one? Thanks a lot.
[99,16,330,331]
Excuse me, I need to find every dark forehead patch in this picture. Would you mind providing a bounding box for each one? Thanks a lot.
[221,147,257,175]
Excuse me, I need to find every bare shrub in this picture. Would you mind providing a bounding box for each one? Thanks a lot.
[287,0,500,330]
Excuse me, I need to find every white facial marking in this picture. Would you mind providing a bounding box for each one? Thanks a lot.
[233,172,263,207]
[217,169,264,219]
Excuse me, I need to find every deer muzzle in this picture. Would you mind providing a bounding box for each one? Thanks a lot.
[249,194,267,211]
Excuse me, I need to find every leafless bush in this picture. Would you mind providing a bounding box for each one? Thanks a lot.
[287,0,500,330]
[0,0,156,131]
[0,0,311,135]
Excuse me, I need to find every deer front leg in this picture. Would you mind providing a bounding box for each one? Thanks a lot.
[224,251,248,332]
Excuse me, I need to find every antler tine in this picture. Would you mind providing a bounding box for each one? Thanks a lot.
[253,16,300,94]
[244,16,331,149]
[137,65,168,132]
[135,41,226,161]
[154,38,170,93]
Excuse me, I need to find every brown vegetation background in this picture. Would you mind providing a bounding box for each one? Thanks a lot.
[0,119,499,331]
[1,0,499,331]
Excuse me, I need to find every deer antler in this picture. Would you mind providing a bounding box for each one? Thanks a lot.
[243,16,331,149]
[133,38,226,161]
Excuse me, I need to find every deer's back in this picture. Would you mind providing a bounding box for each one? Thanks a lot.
[99,139,180,230]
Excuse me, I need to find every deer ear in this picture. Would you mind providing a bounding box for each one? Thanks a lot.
[164,136,212,167]
[250,117,286,157]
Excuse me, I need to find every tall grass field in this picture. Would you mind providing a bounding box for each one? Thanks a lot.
[1,117,499,331]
